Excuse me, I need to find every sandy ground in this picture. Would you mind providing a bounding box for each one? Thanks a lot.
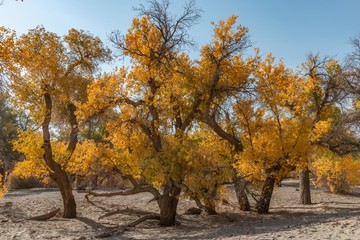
[0,179,359,240]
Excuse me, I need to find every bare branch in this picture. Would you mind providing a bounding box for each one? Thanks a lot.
[85,187,157,201]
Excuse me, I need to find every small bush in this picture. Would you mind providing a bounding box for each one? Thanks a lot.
[6,172,56,189]
[312,151,360,193]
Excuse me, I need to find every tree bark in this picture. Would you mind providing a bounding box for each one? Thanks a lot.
[257,175,276,214]
[57,173,77,218]
[42,92,76,218]
[157,183,181,226]
[299,169,312,205]
[234,176,250,211]
[0,163,4,187]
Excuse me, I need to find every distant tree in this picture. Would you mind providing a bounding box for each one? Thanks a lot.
[0,92,19,183]
[0,27,17,197]
[296,54,347,205]
[312,148,360,193]
[344,36,360,135]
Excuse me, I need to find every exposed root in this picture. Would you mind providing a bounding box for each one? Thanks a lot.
[27,208,60,221]
[96,213,160,238]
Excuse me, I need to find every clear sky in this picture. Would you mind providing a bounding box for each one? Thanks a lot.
[1,0,360,70]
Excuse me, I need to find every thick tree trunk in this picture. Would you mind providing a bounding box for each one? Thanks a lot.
[157,184,181,226]
[234,177,250,211]
[299,169,312,205]
[42,92,77,218]
[257,175,276,214]
[56,173,77,218]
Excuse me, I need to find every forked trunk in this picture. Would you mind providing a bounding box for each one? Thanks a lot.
[158,184,181,226]
[234,177,250,211]
[299,169,311,205]
[42,92,77,218]
[257,175,276,214]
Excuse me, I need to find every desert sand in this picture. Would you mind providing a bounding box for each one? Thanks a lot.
[1,179,359,240]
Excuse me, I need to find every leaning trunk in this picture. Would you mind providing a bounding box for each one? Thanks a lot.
[157,184,181,226]
[257,175,276,214]
[299,169,311,205]
[234,176,250,211]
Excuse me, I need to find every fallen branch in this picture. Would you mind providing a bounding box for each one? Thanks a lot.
[96,214,160,238]
[27,208,60,221]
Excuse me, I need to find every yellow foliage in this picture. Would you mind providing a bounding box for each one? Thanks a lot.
[233,55,317,187]
[181,130,233,194]
[0,26,16,74]
[12,130,118,181]
[10,131,51,184]
[77,69,127,122]
[233,53,338,189]
[8,26,110,123]
[14,130,69,163]
[66,140,114,177]
[354,100,360,108]
[13,159,49,183]
[311,120,332,142]
[312,150,360,193]
[234,116,313,187]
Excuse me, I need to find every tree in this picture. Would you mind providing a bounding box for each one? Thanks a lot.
[312,148,360,193]
[343,36,360,145]
[233,54,315,213]
[81,0,201,226]
[0,92,19,188]
[298,54,346,204]
[309,37,360,195]
[346,36,360,98]
[193,15,257,211]
[0,27,15,79]
[8,27,110,217]
[0,26,17,197]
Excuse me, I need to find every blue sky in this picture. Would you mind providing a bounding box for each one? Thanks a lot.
[1,0,359,70]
